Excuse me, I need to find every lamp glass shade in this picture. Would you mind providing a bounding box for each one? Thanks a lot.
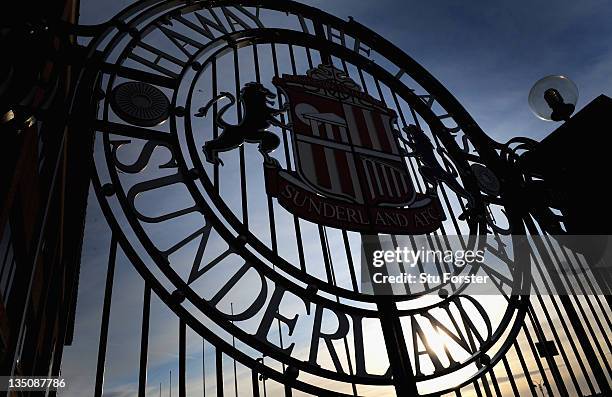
[528,75,578,121]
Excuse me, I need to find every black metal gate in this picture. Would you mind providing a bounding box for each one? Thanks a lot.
[51,1,612,396]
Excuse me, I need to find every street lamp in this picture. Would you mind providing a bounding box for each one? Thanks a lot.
[528,75,578,121]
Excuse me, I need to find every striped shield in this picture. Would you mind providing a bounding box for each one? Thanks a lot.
[274,71,416,208]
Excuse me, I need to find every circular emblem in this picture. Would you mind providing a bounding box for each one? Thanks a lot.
[110,81,170,127]
[471,163,501,196]
[81,1,530,395]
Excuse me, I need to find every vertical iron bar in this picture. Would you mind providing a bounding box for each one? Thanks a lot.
[216,349,224,397]
[288,44,297,73]
[138,285,151,397]
[203,338,207,397]
[377,297,419,395]
[313,22,332,64]
[94,236,117,397]
[488,369,502,397]
[364,232,418,395]
[513,341,537,397]
[501,356,520,397]
[179,320,186,397]
[392,235,410,294]
[341,331,358,396]
[251,369,260,397]
[270,43,292,171]
[212,59,219,191]
[305,46,314,69]
[341,230,359,292]
[253,43,278,254]
[261,357,267,397]
[231,303,238,397]
[318,226,334,285]
[233,48,249,228]
[479,375,493,397]
[322,225,357,395]
[473,381,483,397]
[287,42,307,271]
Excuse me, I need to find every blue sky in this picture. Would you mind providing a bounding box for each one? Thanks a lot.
[60,1,612,396]
[78,0,612,142]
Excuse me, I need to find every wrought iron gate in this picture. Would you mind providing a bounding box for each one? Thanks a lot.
[55,1,612,396]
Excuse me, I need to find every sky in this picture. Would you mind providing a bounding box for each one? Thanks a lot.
[59,1,612,396]
[76,0,612,142]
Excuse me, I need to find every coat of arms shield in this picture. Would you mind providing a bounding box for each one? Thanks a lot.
[266,64,445,234]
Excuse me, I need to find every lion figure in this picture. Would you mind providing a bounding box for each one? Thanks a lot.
[195,82,289,166]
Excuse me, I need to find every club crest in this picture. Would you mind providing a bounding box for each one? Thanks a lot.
[198,64,446,234]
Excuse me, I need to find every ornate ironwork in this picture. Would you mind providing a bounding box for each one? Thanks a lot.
[470,163,501,197]
[62,1,611,396]
[196,82,286,165]
[110,81,171,127]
